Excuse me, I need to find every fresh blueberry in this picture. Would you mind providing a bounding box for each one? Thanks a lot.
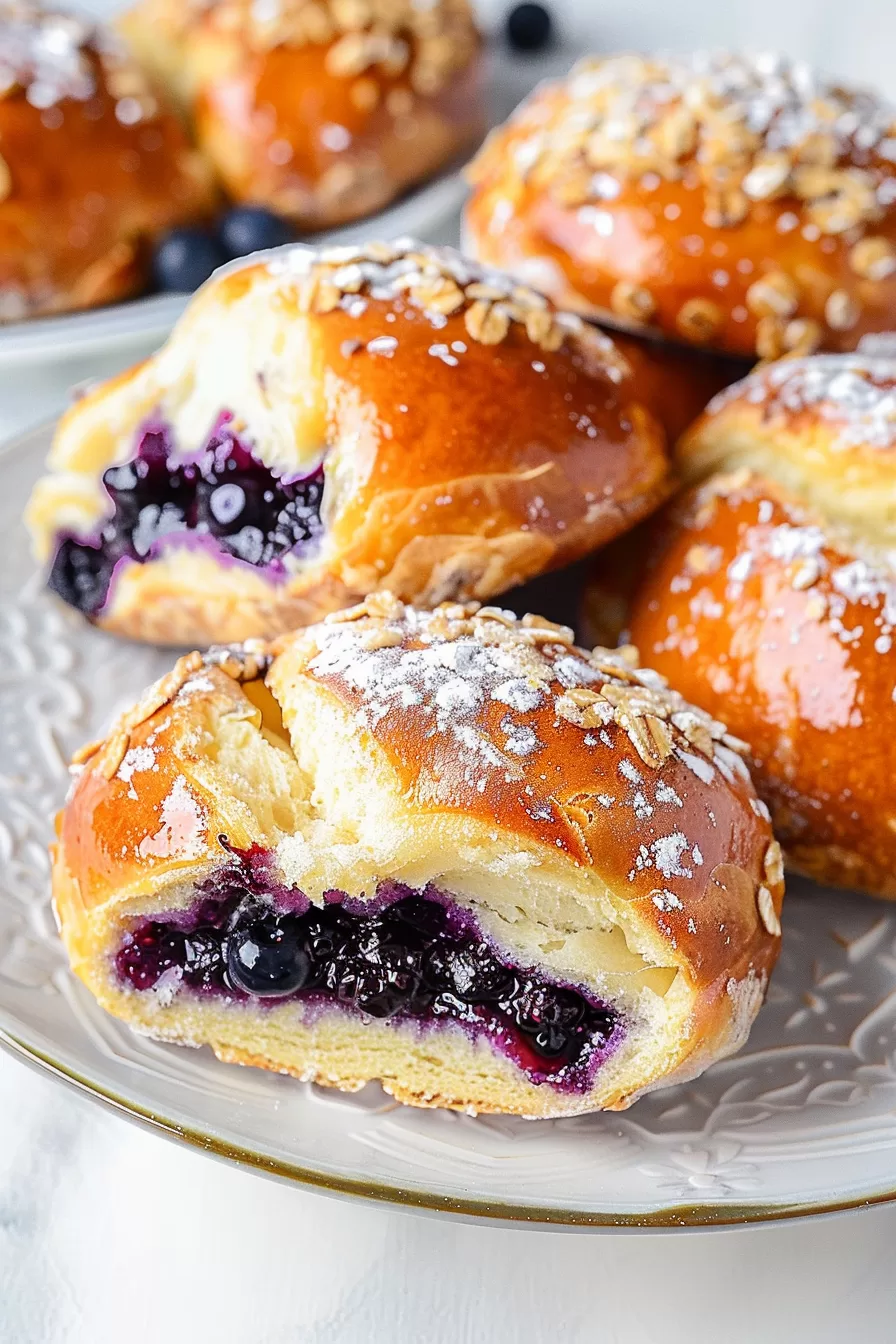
[183,930,225,989]
[226,919,311,996]
[218,206,295,260]
[47,538,113,617]
[152,228,227,293]
[505,3,553,52]
[445,941,516,1002]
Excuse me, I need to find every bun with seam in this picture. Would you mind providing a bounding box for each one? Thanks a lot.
[582,342,896,897]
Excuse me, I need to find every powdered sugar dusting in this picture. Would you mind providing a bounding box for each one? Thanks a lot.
[714,484,896,657]
[137,775,207,861]
[266,238,626,371]
[709,351,896,451]
[305,598,760,887]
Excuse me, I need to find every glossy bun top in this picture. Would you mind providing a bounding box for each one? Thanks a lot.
[465,51,896,359]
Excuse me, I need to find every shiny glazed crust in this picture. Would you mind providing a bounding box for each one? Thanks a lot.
[53,599,782,1117]
[464,53,896,360]
[676,346,896,546]
[0,1,215,320]
[27,240,671,646]
[119,0,483,229]
[584,349,896,896]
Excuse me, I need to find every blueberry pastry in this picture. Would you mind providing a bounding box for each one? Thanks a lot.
[53,597,783,1117]
[0,0,214,321]
[582,345,896,897]
[26,239,671,646]
[464,52,896,360]
[118,0,483,231]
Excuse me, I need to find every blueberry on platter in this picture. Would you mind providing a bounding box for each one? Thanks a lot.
[152,207,295,294]
[219,206,296,260]
[505,3,553,52]
[152,228,227,294]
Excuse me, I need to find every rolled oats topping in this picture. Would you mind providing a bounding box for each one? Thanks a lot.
[181,0,477,92]
[311,596,750,790]
[0,0,157,116]
[269,238,627,363]
[502,51,896,238]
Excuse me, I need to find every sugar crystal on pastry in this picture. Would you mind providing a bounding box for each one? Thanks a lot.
[53,598,782,1118]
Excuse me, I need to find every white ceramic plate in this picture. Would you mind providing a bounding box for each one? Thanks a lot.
[0,44,568,370]
[7,419,896,1229]
[0,170,470,368]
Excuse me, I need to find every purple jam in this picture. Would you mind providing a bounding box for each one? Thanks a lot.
[115,854,620,1092]
[48,416,324,616]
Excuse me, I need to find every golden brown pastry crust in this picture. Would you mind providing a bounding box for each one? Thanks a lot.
[119,0,483,229]
[28,240,672,646]
[53,599,783,1118]
[584,348,896,896]
[464,53,896,360]
[610,334,750,444]
[0,0,215,320]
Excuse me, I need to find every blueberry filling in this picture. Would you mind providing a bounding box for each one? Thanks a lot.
[116,880,619,1089]
[48,418,324,616]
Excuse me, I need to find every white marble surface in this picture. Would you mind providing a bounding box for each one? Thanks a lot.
[6,2,896,1339]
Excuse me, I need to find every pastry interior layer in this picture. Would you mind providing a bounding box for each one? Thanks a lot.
[47,414,324,618]
[115,850,620,1094]
[68,659,703,1114]
[57,603,781,1114]
[677,353,896,551]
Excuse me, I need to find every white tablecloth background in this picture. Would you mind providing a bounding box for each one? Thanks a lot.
[6,2,896,1339]
[5,1040,896,1344]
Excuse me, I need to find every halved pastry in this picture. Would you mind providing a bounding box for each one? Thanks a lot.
[583,346,896,897]
[26,239,671,647]
[53,597,783,1117]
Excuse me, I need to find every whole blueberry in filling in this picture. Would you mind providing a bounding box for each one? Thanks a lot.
[48,418,325,617]
[115,872,620,1090]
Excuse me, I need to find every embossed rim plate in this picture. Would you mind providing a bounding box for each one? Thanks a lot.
[6,418,896,1231]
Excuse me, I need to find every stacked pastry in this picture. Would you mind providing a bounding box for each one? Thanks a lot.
[465,46,896,903]
[31,43,896,1121]
[583,345,896,900]
[32,238,791,1116]
[0,0,215,318]
[464,51,896,435]
[118,0,484,230]
[1,0,484,319]
[27,238,671,644]
[465,51,896,361]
